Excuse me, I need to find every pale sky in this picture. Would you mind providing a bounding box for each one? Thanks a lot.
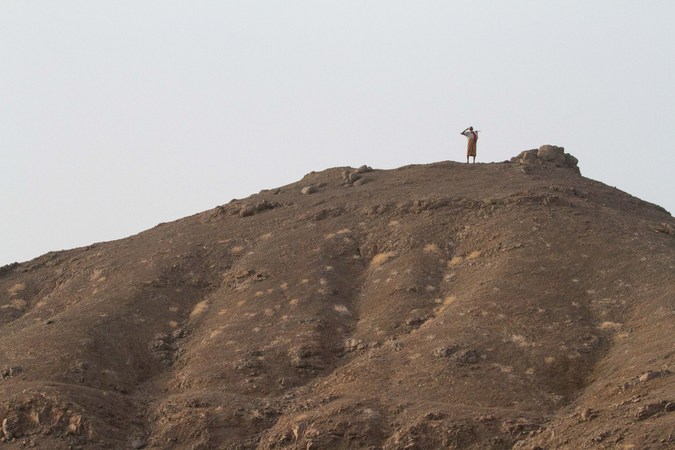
[2,1,674,266]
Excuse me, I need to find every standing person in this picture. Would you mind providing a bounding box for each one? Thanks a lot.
[461,126,478,163]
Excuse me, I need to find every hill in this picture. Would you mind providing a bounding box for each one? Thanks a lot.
[1,146,674,449]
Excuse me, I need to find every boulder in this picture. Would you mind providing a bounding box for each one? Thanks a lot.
[565,153,579,167]
[522,150,539,163]
[511,145,579,172]
[537,145,566,164]
[301,185,317,195]
[239,204,257,217]
[348,172,362,183]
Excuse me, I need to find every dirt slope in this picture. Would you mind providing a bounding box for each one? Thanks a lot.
[1,148,673,449]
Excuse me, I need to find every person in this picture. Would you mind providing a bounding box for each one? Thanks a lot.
[461,126,479,163]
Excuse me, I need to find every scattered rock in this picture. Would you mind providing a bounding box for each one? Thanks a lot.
[344,339,379,352]
[239,204,257,217]
[309,207,344,221]
[131,439,147,449]
[576,334,601,353]
[172,327,188,339]
[1,417,15,440]
[621,369,672,390]
[592,430,612,442]
[476,414,496,422]
[289,345,325,370]
[388,340,404,351]
[344,339,362,352]
[150,332,184,368]
[433,346,459,358]
[636,400,675,420]
[580,408,597,421]
[452,349,480,365]
[0,366,21,380]
[255,200,274,211]
[423,412,444,420]
[234,269,253,279]
[655,222,674,235]
[301,185,317,195]
[234,357,262,371]
[639,369,672,383]
[238,200,279,218]
[501,418,542,435]
[342,166,373,186]
[66,414,82,435]
[405,316,429,329]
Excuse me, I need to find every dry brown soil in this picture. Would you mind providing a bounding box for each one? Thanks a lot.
[1,151,673,449]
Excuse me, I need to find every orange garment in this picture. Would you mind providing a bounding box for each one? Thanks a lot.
[467,135,477,157]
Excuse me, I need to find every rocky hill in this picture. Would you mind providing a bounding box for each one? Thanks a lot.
[1,146,673,449]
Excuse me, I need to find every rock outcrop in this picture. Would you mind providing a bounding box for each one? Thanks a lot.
[511,144,580,173]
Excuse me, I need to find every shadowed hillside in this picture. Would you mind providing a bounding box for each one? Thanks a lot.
[1,146,673,449]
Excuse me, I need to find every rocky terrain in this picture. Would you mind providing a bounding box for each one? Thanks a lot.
[1,145,673,449]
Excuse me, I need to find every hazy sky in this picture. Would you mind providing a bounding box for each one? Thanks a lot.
[2,1,674,266]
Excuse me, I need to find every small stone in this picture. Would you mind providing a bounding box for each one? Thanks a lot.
[235,269,252,279]
[66,415,82,435]
[131,439,147,449]
[580,408,597,421]
[638,369,672,383]
[537,145,565,163]
[405,317,427,327]
[521,150,539,163]
[1,418,13,440]
[564,153,579,167]
[639,371,657,382]
[348,172,362,183]
[301,185,317,195]
[239,204,257,217]
[452,349,480,365]
[433,346,459,358]
[1,366,21,379]
[389,340,403,351]
[636,400,672,420]
[171,328,187,339]
[255,200,270,211]
[592,431,611,442]
[344,339,362,352]
[477,414,496,422]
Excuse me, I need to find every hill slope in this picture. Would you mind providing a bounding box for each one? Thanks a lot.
[1,147,674,449]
